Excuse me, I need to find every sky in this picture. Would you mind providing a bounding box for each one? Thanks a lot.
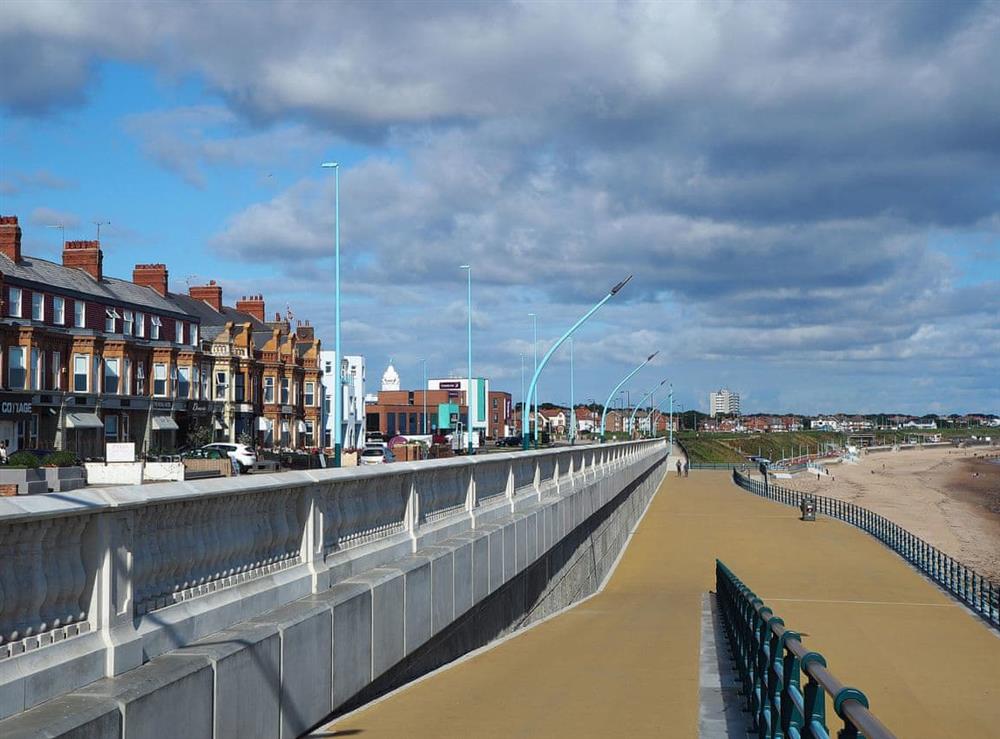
[1,0,998,416]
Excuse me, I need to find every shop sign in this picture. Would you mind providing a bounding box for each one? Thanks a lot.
[0,393,32,419]
[190,402,209,412]
[439,381,462,390]
[153,401,172,411]
[107,443,136,463]
[281,405,293,414]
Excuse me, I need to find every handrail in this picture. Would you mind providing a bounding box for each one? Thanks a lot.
[716,559,897,739]
[730,468,1000,631]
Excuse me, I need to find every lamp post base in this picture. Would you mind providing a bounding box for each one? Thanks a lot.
[334,443,342,468]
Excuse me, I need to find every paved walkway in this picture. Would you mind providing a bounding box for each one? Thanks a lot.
[314,466,1000,738]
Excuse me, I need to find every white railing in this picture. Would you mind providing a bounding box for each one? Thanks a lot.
[0,438,666,719]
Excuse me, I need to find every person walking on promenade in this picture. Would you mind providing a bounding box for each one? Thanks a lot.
[683,461,689,477]
[676,459,682,477]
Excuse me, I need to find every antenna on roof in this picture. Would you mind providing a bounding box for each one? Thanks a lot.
[185,274,197,289]
[93,221,110,240]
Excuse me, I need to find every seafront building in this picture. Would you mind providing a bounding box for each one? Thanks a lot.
[709,388,740,417]
[0,215,322,456]
[319,350,366,450]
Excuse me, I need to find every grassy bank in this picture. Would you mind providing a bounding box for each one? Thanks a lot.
[677,431,845,463]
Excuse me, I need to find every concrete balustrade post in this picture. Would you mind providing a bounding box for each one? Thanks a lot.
[82,510,143,676]
[302,486,331,592]
[465,464,476,512]
[405,473,419,547]
[505,460,515,512]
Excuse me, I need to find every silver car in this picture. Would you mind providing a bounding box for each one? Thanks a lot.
[359,445,396,465]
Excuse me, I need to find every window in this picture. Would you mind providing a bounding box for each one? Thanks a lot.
[16,414,38,449]
[280,378,289,404]
[74,354,89,392]
[264,377,274,404]
[104,358,120,395]
[215,371,227,400]
[135,311,145,338]
[153,363,167,396]
[177,367,191,399]
[121,414,130,441]
[124,358,132,395]
[53,296,65,325]
[304,420,314,446]
[105,307,121,333]
[9,287,22,317]
[7,347,26,389]
[191,365,200,399]
[324,361,332,374]
[93,355,102,394]
[30,348,42,390]
[305,382,315,406]
[190,323,199,347]
[52,351,61,390]
[136,362,145,395]
[123,310,133,335]
[32,292,44,321]
[176,321,184,344]
[74,301,86,328]
[104,414,118,441]
[200,364,210,399]
[292,381,298,404]
[235,373,245,402]
[151,315,162,340]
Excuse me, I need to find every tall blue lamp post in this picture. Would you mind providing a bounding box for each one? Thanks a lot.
[649,384,673,439]
[529,313,538,445]
[522,276,632,450]
[668,384,673,447]
[569,337,575,445]
[421,358,427,434]
[460,265,473,454]
[599,350,659,440]
[629,380,666,439]
[519,353,525,435]
[321,161,342,466]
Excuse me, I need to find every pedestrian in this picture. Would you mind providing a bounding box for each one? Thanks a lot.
[676,459,682,477]
[683,461,689,477]
[0,440,7,465]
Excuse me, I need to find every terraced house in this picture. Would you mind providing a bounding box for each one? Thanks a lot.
[0,215,322,457]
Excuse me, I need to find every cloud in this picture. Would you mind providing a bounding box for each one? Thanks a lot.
[0,168,76,196]
[29,206,80,230]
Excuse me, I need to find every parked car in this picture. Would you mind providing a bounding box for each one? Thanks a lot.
[201,443,257,472]
[359,445,396,465]
[496,436,522,447]
[183,447,227,460]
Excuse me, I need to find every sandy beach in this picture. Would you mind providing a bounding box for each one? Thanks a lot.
[775,446,1000,582]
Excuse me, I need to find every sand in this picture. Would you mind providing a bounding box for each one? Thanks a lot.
[777,446,1000,583]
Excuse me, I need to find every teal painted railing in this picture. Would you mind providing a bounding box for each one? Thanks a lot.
[731,469,1000,631]
[716,560,897,739]
[687,462,740,470]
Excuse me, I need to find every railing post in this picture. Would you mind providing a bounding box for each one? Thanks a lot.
[302,485,330,591]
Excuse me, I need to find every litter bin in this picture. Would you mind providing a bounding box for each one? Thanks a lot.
[800,494,816,522]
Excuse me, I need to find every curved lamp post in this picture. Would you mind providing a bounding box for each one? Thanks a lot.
[649,384,673,439]
[529,313,538,445]
[600,350,659,440]
[522,275,633,450]
[629,380,666,439]
[460,265,473,454]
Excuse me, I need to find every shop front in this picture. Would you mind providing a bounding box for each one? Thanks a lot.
[0,392,34,453]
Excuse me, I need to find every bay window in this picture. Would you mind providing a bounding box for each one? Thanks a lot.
[7,346,26,389]
[305,381,315,406]
[136,362,146,395]
[52,351,61,390]
[215,371,227,400]
[73,354,89,392]
[177,366,191,399]
[104,358,120,395]
[30,348,42,390]
[235,372,245,402]
[264,377,274,404]
[153,363,167,396]
[280,378,289,404]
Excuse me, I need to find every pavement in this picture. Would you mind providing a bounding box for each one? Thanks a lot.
[313,461,1000,738]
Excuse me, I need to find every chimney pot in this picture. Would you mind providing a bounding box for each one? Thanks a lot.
[133,263,169,296]
[235,294,266,322]
[189,280,223,312]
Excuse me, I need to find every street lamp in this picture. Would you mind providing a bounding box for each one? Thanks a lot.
[421,358,427,434]
[520,353,525,436]
[630,380,666,440]
[321,161,342,466]
[522,275,632,450]
[460,265,473,454]
[529,312,538,445]
[569,337,575,445]
[600,350,659,440]
[649,384,673,440]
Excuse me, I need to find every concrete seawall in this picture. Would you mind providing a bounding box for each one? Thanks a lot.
[0,440,668,739]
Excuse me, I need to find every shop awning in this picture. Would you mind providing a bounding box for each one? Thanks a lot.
[152,416,180,431]
[65,412,103,429]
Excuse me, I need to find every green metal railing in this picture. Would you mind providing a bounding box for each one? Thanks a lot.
[688,462,741,470]
[731,469,1000,631]
[716,560,897,739]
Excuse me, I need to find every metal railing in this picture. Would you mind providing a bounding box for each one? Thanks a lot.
[731,469,1000,630]
[716,559,897,739]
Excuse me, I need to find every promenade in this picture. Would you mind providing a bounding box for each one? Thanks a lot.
[316,465,1000,738]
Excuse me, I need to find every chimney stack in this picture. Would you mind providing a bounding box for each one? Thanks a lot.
[189,279,223,312]
[63,240,103,281]
[133,263,169,296]
[0,216,23,262]
[235,294,265,322]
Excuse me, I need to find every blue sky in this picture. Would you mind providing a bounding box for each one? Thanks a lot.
[2,1,998,415]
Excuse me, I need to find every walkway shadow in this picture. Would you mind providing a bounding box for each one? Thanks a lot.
[699,592,750,738]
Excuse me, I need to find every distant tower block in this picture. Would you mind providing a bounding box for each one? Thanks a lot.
[709,388,741,417]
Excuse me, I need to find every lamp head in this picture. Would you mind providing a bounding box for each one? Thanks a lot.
[647,350,660,362]
[321,162,339,168]
[460,264,470,270]
[610,274,633,295]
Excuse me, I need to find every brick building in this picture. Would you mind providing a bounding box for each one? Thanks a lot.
[0,215,322,457]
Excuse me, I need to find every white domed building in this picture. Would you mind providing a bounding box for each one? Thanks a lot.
[381,360,401,392]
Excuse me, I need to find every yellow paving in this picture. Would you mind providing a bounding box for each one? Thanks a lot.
[315,471,1000,738]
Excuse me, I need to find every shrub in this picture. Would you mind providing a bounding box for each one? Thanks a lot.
[41,451,80,467]
[7,451,40,468]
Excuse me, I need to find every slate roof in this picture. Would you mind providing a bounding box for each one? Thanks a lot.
[0,252,186,315]
[168,293,268,331]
